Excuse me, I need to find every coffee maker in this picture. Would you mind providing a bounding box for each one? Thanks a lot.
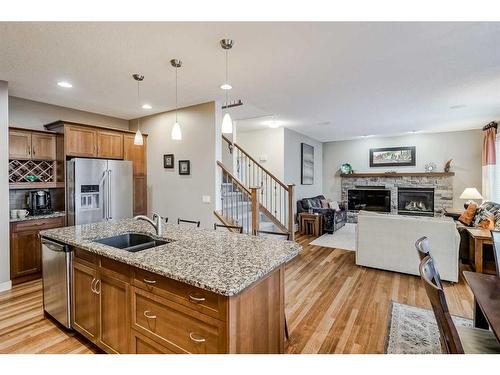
[27,190,53,215]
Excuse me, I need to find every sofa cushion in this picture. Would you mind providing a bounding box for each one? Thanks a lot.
[302,195,324,209]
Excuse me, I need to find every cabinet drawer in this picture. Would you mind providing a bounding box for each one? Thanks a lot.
[74,248,98,266]
[133,268,227,321]
[132,287,226,354]
[130,330,176,354]
[12,216,64,232]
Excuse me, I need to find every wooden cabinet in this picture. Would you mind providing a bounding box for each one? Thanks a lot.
[73,261,99,341]
[124,134,147,216]
[10,216,65,285]
[9,130,32,160]
[98,270,130,353]
[71,249,284,354]
[65,125,97,157]
[73,252,131,354]
[31,133,56,160]
[97,130,123,159]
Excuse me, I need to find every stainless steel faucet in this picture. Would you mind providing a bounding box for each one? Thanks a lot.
[134,212,163,236]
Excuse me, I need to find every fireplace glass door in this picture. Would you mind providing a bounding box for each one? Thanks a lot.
[397,187,434,216]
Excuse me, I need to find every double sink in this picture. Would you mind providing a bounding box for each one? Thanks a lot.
[93,233,170,252]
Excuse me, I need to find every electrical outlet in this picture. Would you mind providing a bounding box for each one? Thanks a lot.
[202,195,211,203]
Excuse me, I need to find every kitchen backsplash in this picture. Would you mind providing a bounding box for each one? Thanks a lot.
[9,188,65,211]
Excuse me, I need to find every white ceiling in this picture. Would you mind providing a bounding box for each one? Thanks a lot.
[1,22,500,141]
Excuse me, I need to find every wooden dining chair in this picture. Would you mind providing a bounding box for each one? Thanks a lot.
[256,230,290,240]
[214,223,243,234]
[492,230,500,277]
[177,218,201,227]
[419,256,500,354]
[415,236,443,289]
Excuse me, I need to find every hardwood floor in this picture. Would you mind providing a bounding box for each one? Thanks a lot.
[0,233,473,354]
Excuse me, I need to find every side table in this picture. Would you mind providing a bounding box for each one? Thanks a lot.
[298,212,323,237]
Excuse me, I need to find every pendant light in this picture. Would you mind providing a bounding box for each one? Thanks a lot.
[132,74,144,146]
[220,39,234,134]
[170,59,182,140]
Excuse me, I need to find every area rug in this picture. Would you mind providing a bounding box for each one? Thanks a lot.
[385,301,473,354]
[309,223,356,251]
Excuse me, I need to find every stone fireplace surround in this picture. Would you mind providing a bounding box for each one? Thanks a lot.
[341,174,453,223]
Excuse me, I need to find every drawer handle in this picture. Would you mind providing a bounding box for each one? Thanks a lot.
[188,294,206,303]
[143,310,157,319]
[94,279,101,295]
[91,278,97,293]
[189,332,206,343]
[143,278,157,285]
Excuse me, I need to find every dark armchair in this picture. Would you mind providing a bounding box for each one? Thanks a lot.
[296,195,347,234]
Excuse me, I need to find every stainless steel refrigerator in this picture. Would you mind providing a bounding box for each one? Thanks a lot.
[67,158,133,225]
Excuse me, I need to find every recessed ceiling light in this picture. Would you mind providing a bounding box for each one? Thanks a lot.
[449,104,467,109]
[142,104,152,109]
[362,134,374,138]
[57,81,73,88]
[264,119,283,129]
[408,130,419,134]
[220,83,232,90]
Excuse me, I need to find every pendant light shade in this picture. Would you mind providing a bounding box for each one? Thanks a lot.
[134,128,143,145]
[170,59,182,141]
[220,39,234,135]
[171,122,182,140]
[132,74,145,145]
[221,113,233,134]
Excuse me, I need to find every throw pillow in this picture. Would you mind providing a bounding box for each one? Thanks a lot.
[473,201,500,227]
[458,203,478,226]
[478,216,495,230]
[320,199,329,209]
[329,200,340,211]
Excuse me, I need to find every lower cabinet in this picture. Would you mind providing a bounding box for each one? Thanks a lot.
[71,248,284,354]
[10,216,65,285]
[72,255,130,353]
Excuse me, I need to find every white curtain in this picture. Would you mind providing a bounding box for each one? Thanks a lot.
[494,134,500,202]
[482,125,497,201]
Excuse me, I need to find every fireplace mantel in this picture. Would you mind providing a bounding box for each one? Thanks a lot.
[340,172,455,178]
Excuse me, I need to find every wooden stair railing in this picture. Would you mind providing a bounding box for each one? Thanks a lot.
[222,135,294,240]
[216,161,260,235]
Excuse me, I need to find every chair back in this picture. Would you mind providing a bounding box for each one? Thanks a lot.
[492,230,500,277]
[178,218,201,227]
[419,256,464,354]
[415,236,431,261]
[256,230,290,240]
[214,223,243,233]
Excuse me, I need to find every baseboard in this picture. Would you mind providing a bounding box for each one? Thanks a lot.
[0,280,12,293]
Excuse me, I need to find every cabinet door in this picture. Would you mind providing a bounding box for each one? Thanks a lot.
[73,261,99,342]
[10,230,40,280]
[98,271,130,354]
[123,135,146,175]
[133,176,147,216]
[97,130,124,159]
[65,126,97,157]
[9,130,32,160]
[31,133,57,160]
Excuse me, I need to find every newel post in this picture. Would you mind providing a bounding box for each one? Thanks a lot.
[287,184,295,241]
[250,187,260,235]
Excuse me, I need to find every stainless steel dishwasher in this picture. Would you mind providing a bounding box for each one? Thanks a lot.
[41,237,73,329]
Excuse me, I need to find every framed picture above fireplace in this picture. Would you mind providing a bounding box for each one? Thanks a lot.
[369,146,416,167]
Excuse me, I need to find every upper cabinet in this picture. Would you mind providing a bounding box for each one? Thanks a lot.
[97,130,123,159]
[65,125,98,157]
[9,129,57,161]
[123,134,146,176]
[31,133,57,161]
[9,130,32,160]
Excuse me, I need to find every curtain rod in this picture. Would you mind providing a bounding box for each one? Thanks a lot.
[483,121,498,131]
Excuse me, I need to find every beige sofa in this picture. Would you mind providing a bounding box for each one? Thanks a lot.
[356,211,460,282]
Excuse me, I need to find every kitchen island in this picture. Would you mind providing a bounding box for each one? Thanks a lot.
[40,219,301,354]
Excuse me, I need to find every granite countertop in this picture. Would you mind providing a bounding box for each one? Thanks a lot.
[40,219,301,296]
[10,211,66,223]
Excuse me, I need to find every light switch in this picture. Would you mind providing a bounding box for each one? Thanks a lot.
[202,195,211,203]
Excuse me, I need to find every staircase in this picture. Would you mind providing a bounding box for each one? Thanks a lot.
[215,136,294,239]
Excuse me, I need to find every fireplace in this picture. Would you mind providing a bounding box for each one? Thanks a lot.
[397,187,434,216]
[348,188,391,212]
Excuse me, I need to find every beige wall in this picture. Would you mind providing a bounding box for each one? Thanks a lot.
[0,82,10,291]
[9,96,128,131]
[322,129,483,208]
[237,128,285,180]
[130,102,219,229]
